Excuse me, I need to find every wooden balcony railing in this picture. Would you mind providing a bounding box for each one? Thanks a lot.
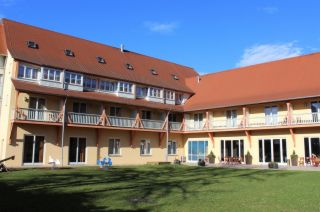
[14,108,320,132]
[15,108,62,122]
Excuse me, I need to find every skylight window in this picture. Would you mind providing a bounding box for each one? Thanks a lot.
[126,63,134,70]
[96,56,106,64]
[150,69,158,75]
[64,49,75,57]
[172,74,179,80]
[26,41,38,49]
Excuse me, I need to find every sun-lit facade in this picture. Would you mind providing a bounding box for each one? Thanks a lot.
[1,19,320,167]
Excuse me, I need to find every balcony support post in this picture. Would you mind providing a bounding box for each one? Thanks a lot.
[98,108,109,126]
[289,128,296,148]
[245,130,252,148]
[286,102,293,125]
[134,110,143,128]
[180,113,186,131]
[204,111,210,130]
[9,122,16,145]
[208,132,214,147]
[162,111,169,130]
[159,132,165,147]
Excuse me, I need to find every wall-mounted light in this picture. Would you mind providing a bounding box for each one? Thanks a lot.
[24,97,29,103]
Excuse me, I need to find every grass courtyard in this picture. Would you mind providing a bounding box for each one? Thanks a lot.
[0,165,320,211]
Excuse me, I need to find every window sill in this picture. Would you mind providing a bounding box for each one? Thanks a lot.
[109,154,122,157]
[168,154,178,156]
[140,154,152,157]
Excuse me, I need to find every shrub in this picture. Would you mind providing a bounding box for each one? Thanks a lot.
[198,159,206,166]
[208,151,216,164]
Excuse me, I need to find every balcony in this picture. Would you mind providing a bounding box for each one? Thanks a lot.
[15,108,62,123]
[13,108,320,132]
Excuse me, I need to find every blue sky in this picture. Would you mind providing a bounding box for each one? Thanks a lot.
[1,0,320,75]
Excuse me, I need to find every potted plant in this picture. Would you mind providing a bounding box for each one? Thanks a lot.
[207,151,216,164]
[245,151,253,165]
[198,159,206,166]
[174,159,181,165]
[291,150,298,166]
[268,162,279,169]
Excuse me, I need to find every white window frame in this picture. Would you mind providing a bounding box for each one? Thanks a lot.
[84,77,97,90]
[64,72,83,86]
[165,90,175,100]
[149,87,161,98]
[108,138,121,155]
[18,64,39,81]
[22,134,45,166]
[42,67,61,82]
[69,137,87,165]
[140,139,151,155]
[168,140,177,155]
[118,81,133,93]
[99,80,116,92]
[258,138,287,164]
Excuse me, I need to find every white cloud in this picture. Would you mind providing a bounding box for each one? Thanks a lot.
[144,21,178,33]
[259,7,279,14]
[236,42,303,67]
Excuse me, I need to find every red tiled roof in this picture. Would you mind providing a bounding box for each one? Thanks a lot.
[2,19,197,93]
[0,23,7,55]
[12,79,184,112]
[184,53,320,111]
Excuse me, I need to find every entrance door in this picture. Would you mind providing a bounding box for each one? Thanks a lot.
[69,137,86,164]
[23,135,44,164]
[188,141,208,162]
[226,110,237,127]
[221,140,244,161]
[304,137,320,159]
[265,106,278,125]
[29,97,45,120]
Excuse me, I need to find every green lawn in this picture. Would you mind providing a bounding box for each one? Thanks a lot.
[0,165,319,211]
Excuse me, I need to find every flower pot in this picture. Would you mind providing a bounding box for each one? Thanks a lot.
[208,157,215,164]
[291,157,298,166]
[245,155,252,165]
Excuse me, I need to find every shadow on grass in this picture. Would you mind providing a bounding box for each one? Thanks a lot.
[0,165,294,211]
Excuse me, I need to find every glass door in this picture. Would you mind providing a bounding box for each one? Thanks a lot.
[259,139,287,163]
[304,137,320,159]
[188,141,208,162]
[265,106,278,125]
[23,135,44,164]
[226,110,237,127]
[311,102,320,123]
[29,97,45,120]
[69,137,86,164]
[221,140,244,162]
[194,113,203,129]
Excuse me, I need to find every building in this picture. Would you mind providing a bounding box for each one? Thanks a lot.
[1,19,320,167]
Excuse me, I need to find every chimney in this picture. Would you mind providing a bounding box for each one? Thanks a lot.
[120,44,124,53]
[197,76,201,83]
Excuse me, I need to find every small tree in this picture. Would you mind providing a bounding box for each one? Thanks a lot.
[208,151,216,164]
[291,150,298,166]
[245,151,253,165]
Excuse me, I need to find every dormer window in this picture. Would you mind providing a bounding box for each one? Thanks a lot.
[172,74,179,80]
[96,56,106,64]
[126,63,134,70]
[64,49,75,57]
[150,69,158,75]
[27,41,38,49]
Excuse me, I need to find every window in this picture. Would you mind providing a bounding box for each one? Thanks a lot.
[99,80,116,92]
[18,65,39,80]
[165,90,174,100]
[64,49,75,57]
[65,72,82,85]
[149,87,161,98]
[168,113,177,122]
[73,102,86,113]
[226,110,237,127]
[168,140,177,155]
[265,106,278,125]
[96,56,106,64]
[141,110,151,120]
[140,140,151,155]
[84,77,97,90]
[126,63,134,70]
[188,141,208,161]
[136,87,148,97]
[28,97,46,120]
[172,74,179,80]
[150,69,158,75]
[27,40,38,49]
[42,68,61,82]
[194,113,203,129]
[109,107,121,117]
[108,139,120,155]
[304,137,320,159]
[118,82,133,93]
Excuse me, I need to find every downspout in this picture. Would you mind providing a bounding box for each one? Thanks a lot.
[165,110,170,162]
[61,97,67,167]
